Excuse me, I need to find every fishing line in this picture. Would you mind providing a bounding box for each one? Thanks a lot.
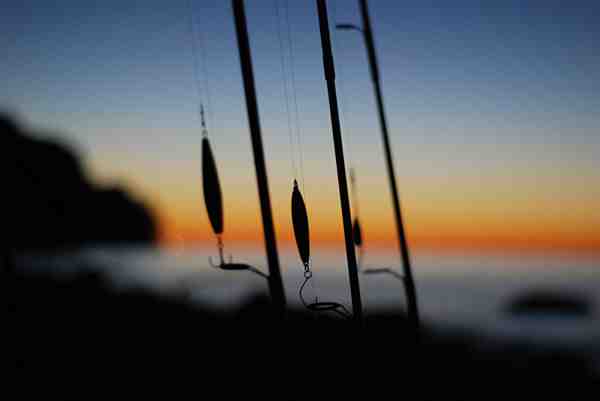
[283,0,305,191]
[189,0,216,134]
[188,0,204,119]
[331,0,352,162]
[197,9,215,134]
[273,0,298,181]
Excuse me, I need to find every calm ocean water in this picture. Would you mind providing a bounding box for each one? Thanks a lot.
[24,245,600,350]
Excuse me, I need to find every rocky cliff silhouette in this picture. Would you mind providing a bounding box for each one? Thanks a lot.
[1,113,156,250]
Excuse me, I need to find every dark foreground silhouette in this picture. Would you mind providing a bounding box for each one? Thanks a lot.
[3,114,597,398]
[3,263,597,401]
[507,290,591,317]
[1,114,156,251]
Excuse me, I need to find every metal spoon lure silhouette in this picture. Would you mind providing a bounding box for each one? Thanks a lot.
[201,105,267,279]
[353,217,362,248]
[348,169,403,282]
[349,169,364,265]
[291,180,351,317]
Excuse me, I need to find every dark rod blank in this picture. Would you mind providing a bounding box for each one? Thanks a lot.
[358,0,420,329]
[232,0,286,315]
[316,0,363,321]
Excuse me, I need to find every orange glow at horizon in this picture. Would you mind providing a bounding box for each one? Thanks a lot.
[160,227,600,255]
[158,207,600,255]
[143,151,600,257]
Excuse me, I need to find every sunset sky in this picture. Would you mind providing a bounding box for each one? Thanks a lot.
[2,0,599,256]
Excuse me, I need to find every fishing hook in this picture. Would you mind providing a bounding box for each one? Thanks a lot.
[298,264,352,319]
[209,237,269,280]
[208,255,234,269]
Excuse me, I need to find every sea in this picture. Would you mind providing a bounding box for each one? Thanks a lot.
[19,245,600,354]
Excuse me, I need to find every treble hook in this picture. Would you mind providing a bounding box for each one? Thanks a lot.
[298,263,352,319]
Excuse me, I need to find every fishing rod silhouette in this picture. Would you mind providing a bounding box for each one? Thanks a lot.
[349,169,405,283]
[201,105,268,280]
[336,0,420,330]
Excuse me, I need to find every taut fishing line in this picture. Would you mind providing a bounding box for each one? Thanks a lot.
[283,0,305,191]
[189,0,216,134]
[188,0,204,119]
[273,0,298,182]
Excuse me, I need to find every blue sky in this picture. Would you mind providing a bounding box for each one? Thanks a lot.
[3,1,598,157]
[2,0,599,252]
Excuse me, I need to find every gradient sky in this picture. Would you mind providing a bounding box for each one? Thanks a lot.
[2,0,599,256]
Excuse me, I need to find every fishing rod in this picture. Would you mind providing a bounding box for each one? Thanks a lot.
[316,0,363,322]
[232,0,287,315]
[336,0,420,331]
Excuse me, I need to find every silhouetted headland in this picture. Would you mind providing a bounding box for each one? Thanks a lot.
[1,113,156,252]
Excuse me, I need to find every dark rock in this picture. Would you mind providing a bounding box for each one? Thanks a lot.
[1,113,157,251]
[506,290,591,317]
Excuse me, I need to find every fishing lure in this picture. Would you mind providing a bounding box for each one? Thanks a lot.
[349,169,404,282]
[202,127,223,237]
[291,180,310,270]
[291,180,351,318]
[200,105,267,278]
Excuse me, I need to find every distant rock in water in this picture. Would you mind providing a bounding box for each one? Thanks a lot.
[506,290,591,318]
[1,113,157,250]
